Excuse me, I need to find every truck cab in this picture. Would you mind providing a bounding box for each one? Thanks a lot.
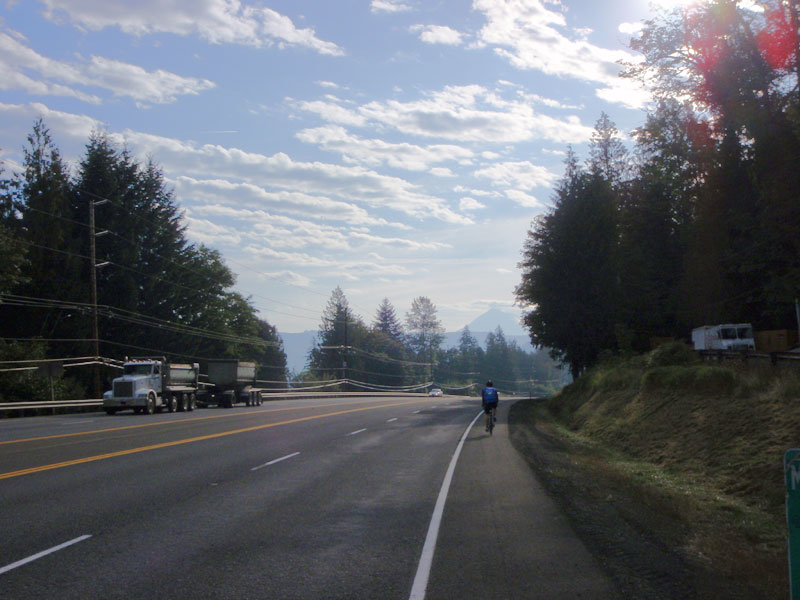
[103,358,163,415]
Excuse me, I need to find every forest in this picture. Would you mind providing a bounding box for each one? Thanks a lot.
[300,288,561,397]
[0,122,287,402]
[0,125,557,402]
[517,0,800,378]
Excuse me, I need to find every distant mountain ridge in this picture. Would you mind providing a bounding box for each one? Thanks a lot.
[466,307,526,336]
[279,308,531,373]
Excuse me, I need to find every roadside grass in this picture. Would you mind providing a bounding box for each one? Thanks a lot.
[536,345,800,599]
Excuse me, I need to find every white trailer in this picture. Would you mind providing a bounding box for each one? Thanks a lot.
[691,324,756,351]
[103,357,200,415]
[198,360,263,408]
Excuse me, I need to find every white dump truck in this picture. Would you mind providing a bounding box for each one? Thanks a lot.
[691,323,756,352]
[103,357,200,415]
[198,359,263,408]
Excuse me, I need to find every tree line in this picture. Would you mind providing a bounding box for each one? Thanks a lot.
[516,0,800,378]
[303,287,561,396]
[0,121,286,401]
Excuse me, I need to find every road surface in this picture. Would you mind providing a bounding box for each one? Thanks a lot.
[0,396,615,599]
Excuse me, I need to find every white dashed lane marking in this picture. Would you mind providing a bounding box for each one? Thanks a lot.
[0,535,92,575]
[251,452,301,472]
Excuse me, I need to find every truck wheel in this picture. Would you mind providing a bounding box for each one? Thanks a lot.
[144,393,155,415]
[187,393,196,412]
[167,394,175,413]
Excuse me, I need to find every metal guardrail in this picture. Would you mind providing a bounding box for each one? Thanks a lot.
[0,399,103,410]
[698,349,800,365]
[0,391,437,413]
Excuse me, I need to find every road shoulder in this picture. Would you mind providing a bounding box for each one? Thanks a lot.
[424,400,617,600]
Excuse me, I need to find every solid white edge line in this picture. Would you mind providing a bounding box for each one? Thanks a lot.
[0,535,92,575]
[408,410,483,600]
[251,452,301,471]
[387,418,398,422]
[348,428,367,436]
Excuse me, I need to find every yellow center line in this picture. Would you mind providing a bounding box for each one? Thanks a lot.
[0,400,422,481]
[0,398,427,446]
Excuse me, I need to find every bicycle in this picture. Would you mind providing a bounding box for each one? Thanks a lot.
[484,405,496,435]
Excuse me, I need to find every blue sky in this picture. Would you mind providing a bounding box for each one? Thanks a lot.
[0,0,688,333]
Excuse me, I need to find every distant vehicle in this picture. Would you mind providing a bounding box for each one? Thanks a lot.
[103,357,199,415]
[691,324,755,352]
[428,388,443,397]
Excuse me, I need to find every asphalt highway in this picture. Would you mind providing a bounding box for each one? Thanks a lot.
[0,396,615,599]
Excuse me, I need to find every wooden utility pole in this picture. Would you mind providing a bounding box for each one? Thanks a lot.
[88,196,109,398]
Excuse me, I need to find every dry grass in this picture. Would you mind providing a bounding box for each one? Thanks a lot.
[544,346,800,599]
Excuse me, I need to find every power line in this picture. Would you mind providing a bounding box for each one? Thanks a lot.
[74,187,344,314]
[2,294,280,347]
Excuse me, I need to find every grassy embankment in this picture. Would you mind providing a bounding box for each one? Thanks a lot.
[539,343,800,597]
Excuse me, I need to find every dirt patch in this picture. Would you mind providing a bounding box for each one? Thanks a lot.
[508,398,777,600]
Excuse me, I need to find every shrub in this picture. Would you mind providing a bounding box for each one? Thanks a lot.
[593,367,641,391]
[646,341,699,368]
[642,365,736,394]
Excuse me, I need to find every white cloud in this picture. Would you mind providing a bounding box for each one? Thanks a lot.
[85,56,216,105]
[172,176,402,228]
[349,231,450,250]
[459,197,485,211]
[0,101,474,225]
[429,167,456,177]
[37,0,345,56]
[594,76,651,111]
[121,130,474,226]
[0,31,214,105]
[0,101,103,141]
[411,24,464,45]
[618,21,644,35]
[295,124,473,171]
[290,98,368,127]
[371,0,413,13]
[472,0,649,108]
[504,189,542,208]
[474,160,558,190]
[243,244,414,278]
[296,84,593,144]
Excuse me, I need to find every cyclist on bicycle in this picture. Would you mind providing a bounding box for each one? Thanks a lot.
[482,380,498,432]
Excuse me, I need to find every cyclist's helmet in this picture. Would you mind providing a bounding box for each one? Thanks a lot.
[486,380,493,387]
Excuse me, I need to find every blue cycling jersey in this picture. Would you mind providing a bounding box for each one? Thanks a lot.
[482,387,498,403]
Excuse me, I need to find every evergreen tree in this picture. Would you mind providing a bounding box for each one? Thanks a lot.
[0,163,27,295]
[405,296,444,381]
[368,298,407,387]
[308,287,366,384]
[516,150,618,378]
[373,298,404,342]
[589,112,630,186]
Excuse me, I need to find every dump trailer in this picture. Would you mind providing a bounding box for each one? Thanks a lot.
[103,357,199,415]
[198,360,263,408]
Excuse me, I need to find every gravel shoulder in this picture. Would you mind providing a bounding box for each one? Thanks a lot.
[508,398,773,600]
